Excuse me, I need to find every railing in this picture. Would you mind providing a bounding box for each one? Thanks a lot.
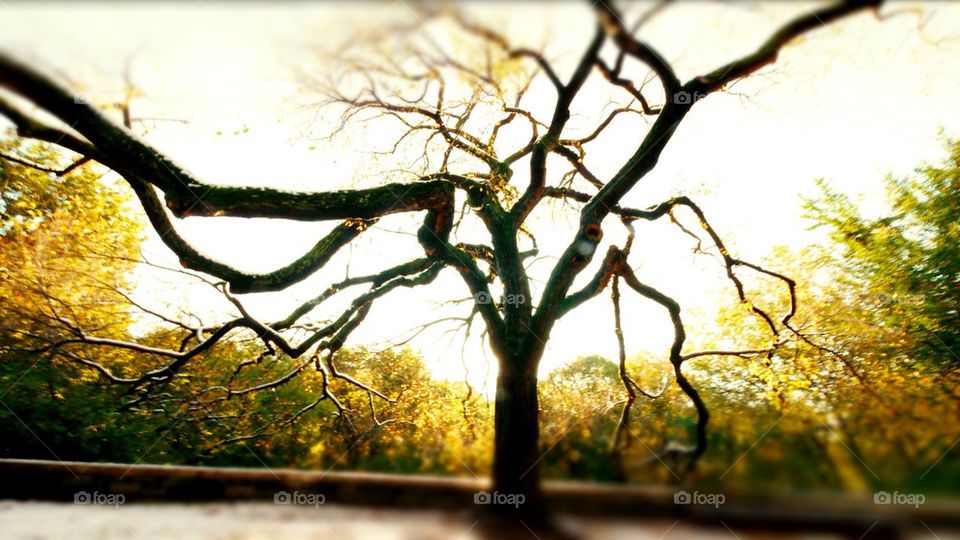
[1,458,957,536]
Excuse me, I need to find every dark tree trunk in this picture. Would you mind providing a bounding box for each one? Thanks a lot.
[489,352,545,523]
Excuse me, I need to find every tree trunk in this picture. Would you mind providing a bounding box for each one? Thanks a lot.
[489,353,545,523]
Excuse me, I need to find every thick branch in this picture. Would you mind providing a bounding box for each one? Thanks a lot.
[698,1,881,93]
[618,265,708,464]
[596,1,680,94]
[511,26,605,226]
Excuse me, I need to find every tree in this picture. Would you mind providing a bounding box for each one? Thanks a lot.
[0,1,884,528]
[0,135,154,461]
[689,242,960,494]
[804,138,960,373]
[672,139,960,492]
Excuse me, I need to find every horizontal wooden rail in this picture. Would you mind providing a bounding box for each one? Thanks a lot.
[1,458,957,535]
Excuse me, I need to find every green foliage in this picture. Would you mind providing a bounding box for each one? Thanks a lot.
[804,138,960,371]
[190,346,492,476]
[0,134,158,462]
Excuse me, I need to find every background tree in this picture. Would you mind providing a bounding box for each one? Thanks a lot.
[661,141,960,493]
[804,138,960,373]
[0,134,153,461]
[0,1,884,527]
[681,242,959,494]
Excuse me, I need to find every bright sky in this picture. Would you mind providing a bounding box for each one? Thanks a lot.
[2,2,959,393]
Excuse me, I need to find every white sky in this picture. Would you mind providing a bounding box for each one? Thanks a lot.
[2,2,959,393]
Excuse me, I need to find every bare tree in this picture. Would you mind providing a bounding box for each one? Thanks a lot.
[0,0,883,526]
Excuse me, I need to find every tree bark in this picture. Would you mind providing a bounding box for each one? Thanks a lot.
[490,351,545,523]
